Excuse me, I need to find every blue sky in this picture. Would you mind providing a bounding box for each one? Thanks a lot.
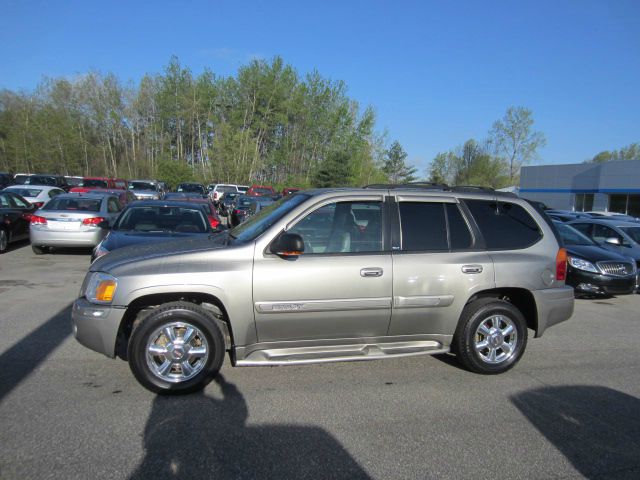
[1,0,639,174]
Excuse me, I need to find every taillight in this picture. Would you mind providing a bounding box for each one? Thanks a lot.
[208,216,220,228]
[82,217,105,226]
[556,248,567,281]
[32,202,44,208]
[22,213,33,221]
[234,209,244,215]
[30,215,47,225]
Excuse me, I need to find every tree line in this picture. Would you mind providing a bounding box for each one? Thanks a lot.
[0,56,406,188]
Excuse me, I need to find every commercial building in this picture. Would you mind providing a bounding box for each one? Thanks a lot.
[519,160,640,216]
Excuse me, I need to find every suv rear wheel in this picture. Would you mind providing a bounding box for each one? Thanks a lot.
[128,301,225,394]
[454,298,528,374]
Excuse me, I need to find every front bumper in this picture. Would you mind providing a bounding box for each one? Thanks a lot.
[567,268,636,296]
[72,297,127,358]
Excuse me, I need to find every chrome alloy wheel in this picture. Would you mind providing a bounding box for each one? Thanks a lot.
[145,322,209,383]
[474,314,518,364]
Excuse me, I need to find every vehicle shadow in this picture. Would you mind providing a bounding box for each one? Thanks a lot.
[129,375,371,480]
[0,303,72,402]
[511,385,640,478]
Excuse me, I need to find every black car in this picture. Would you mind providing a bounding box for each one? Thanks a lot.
[26,174,70,192]
[0,191,38,253]
[91,200,216,262]
[176,182,206,198]
[0,172,14,189]
[229,195,274,226]
[555,221,637,296]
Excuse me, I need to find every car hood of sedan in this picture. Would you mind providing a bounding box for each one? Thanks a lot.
[565,244,634,264]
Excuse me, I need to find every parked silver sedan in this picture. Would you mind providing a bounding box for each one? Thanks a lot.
[30,193,124,254]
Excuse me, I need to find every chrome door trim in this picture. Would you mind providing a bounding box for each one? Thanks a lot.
[255,297,392,314]
[393,295,455,308]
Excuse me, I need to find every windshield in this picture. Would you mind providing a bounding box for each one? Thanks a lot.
[84,179,109,188]
[556,223,596,246]
[115,205,208,232]
[44,197,101,212]
[129,182,156,191]
[231,194,309,242]
[29,176,57,186]
[217,185,237,193]
[252,187,274,195]
[7,187,42,198]
[14,175,30,185]
[178,184,204,193]
[620,227,640,244]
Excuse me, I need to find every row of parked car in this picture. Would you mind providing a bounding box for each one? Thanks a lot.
[541,208,640,297]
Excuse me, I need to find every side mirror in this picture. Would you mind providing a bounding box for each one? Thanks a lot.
[604,237,621,246]
[270,233,304,258]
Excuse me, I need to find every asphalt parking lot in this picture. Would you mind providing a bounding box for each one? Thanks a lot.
[1,241,639,479]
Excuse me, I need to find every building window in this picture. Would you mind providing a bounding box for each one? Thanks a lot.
[574,193,594,212]
[608,194,640,217]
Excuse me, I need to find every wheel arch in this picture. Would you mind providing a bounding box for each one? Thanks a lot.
[115,292,234,360]
[464,287,539,335]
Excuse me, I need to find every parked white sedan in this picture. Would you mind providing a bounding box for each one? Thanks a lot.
[3,185,65,209]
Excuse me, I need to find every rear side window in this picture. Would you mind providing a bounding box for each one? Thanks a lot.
[465,199,541,249]
[399,202,473,251]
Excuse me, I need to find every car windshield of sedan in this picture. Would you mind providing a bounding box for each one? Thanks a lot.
[44,197,101,212]
[115,206,208,233]
[231,194,308,242]
[620,227,640,244]
[7,187,42,198]
[556,223,596,246]
[129,182,157,191]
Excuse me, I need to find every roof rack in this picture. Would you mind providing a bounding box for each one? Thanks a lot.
[363,182,450,191]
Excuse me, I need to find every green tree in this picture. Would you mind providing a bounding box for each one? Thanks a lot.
[383,140,417,184]
[585,142,640,163]
[313,151,353,187]
[489,106,546,183]
[157,157,194,187]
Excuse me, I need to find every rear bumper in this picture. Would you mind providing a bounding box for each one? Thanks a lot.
[30,228,105,247]
[532,286,575,338]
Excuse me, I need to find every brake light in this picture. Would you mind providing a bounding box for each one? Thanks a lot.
[30,215,47,225]
[82,217,105,226]
[22,213,33,221]
[556,248,567,281]
[32,202,44,208]
[208,216,220,228]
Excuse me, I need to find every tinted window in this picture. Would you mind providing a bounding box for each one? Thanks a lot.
[289,201,383,254]
[593,224,622,243]
[465,200,542,249]
[399,202,447,251]
[447,204,473,249]
[84,179,109,188]
[570,223,591,236]
[11,194,30,208]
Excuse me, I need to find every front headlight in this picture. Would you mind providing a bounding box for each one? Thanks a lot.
[85,272,118,304]
[568,256,599,273]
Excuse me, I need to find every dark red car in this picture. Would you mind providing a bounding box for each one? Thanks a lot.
[82,177,128,190]
[246,185,276,196]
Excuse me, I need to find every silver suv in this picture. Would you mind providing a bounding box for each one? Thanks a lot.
[72,185,574,394]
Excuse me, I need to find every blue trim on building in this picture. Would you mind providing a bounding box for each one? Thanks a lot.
[520,188,640,194]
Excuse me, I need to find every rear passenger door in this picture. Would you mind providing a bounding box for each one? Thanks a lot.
[389,196,495,336]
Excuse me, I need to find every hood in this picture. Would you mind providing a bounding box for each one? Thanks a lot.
[101,230,211,252]
[91,231,233,274]
[565,244,634,264]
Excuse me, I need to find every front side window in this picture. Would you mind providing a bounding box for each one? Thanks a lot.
[288,201,383,254]
[593,224,623,244]
[464,199,542,250]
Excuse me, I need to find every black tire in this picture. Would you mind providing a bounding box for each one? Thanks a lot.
[453,298,528,374]
[128,301,225,395]
[32,245,47,255]
[0,228,8,253]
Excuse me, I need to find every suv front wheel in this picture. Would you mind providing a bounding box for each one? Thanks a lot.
[128,302,225,394]
[454,298,528,374]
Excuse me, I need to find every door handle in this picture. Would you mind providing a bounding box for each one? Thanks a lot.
[462,265,483,274]
[361,267,383,277]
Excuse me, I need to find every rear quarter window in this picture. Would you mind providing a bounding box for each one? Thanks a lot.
[464,199,542,249]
